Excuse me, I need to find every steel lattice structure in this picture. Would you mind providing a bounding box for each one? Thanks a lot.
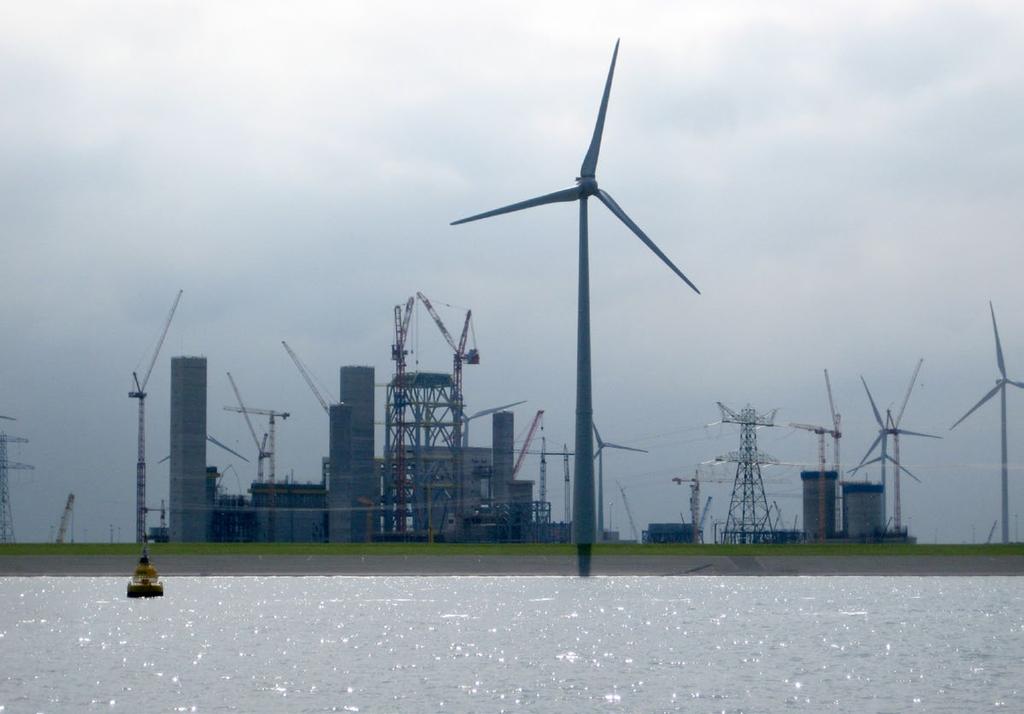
[384,372,460,535]
[0,430,32,544]
[717,403,779,544]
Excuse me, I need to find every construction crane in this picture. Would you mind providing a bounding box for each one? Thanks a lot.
[225,372,290,542]
[672,470,702,543]
[513,410,544,477]
[539,434,547,505]
[699,496,713,543]
[789,421,838,543]
[563,444,570,523]
[282,340,337,413]
[224,372,289,484]
[824,369,842,474]
[986,520,998,544]
[141,499,167,542]
[617,480,640,542]
[416,292,479,442]
[129,289,182,543]
[56,494,75,544]
[391,297,415,532]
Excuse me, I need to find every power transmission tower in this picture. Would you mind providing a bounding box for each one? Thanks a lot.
[0,422,33,543]
[717,403,779,544]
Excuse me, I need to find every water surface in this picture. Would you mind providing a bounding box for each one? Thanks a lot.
[1,576,1020,711]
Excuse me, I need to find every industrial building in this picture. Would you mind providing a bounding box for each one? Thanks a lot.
[166,352,556,543]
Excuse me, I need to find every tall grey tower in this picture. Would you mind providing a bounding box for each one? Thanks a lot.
[328,366,375,542]
[169,356,208,542]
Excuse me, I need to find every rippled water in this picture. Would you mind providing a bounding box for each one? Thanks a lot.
[1,576,1021,712]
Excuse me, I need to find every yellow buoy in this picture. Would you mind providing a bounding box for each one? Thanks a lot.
[127,545,164,598]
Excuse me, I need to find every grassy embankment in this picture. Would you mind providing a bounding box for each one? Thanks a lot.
[1,542,1022,557]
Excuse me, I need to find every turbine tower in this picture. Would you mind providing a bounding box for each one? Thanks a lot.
[852,359,940,533]
[451,40,700,544]
[951,302,1023,544]
[593,422,646,540]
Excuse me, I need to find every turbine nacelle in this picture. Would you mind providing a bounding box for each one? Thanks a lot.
[575,177,599,195]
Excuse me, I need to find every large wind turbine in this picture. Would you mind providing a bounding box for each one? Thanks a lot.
[451,40,699,544]
[593,422,647,540]
[852,359,940,532]
[951,302,1023,544]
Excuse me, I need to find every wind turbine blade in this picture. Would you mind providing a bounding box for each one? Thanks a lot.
[861,377,884,427]
[854,433,883,471]
[595,189,700,294]
[990,302,1007,378]
[894,428,942,440]
[592,422,605,449]
[466,400,527,421]
[603,441,648,454]
[895,358,923,427]
[950,383,1002,429]
[890,456,922,484]
[580,39,620,178]
[1010,380,1024,389]
[451,187,579,225]
[849,455,882,474]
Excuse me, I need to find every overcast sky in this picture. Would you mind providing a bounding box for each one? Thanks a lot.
[2,1,1023,543]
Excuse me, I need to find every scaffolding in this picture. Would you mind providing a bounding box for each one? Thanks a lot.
[384,372,460,536]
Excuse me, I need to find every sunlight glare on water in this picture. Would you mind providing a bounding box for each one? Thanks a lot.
[0,576,1021,711]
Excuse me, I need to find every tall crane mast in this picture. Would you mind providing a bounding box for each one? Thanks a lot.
[563,444,570,523]
[513,410,544,477]
[539,435,547,505]
[56,493,75,544]
[823,369,842,473]
[391,297,415,531]
[129,289,182,543]
[281,340,337,413]
[672,470,702,543]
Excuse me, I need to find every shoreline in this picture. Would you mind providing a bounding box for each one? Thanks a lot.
[2,553,1023,576]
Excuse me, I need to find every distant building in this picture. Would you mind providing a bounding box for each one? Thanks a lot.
[166,359,553,543]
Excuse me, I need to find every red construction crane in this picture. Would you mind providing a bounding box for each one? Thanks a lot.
[129,289,182,543]
[513,410,544,477]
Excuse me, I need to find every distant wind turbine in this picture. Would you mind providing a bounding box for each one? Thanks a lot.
[593,422,647,541]
[851,359,940,533]
[951,302,1023,544]
[451,40,700,544]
